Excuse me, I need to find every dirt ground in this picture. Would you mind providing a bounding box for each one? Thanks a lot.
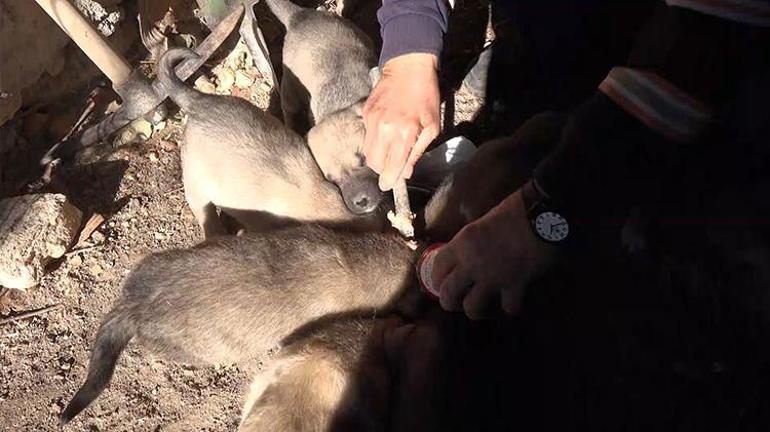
[0,3,487,430]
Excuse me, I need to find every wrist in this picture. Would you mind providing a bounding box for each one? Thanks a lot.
[378,12,445,68]
[382,53,439,76]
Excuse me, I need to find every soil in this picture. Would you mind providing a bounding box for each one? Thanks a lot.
[0,2,488,430]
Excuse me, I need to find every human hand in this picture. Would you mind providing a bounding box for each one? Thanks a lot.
[363,53,441,191]
[432,189,557,318]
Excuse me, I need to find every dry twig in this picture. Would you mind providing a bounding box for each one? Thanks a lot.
[0,304,63,325]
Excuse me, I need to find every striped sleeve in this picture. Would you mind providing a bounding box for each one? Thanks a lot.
[597,1,767,143]
[666,0,770,27]
[598,67,712,142]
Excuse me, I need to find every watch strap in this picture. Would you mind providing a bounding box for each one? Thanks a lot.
[521,179,548,216]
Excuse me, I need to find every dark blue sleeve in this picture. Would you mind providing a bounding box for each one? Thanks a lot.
[377,0,450,67]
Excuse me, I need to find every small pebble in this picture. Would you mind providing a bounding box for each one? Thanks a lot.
[235,70,254,88]
[216,69,235,93]
[69,255,83,268]
[148,152,159,162]
[91,231,105,243]
[48,402,62,414]
[89,263,103,276]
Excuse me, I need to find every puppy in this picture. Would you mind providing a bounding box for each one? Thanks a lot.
[264,0,382,214]
[237,114,569,431]
[264,0,376,131]
[157,48,381,237]
[60,225,417,424]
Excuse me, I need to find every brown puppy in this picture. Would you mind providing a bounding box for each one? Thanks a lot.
[236,114,568,431]
[157,48,381,238]
[264,0,376,131]
[60,225,417,424]
[264,0,382,214]
[238,317,396,432]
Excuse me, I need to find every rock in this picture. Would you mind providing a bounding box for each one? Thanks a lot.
[115,118,153,147]
[147,151,159,162]
[73,0,123,37]
[89,263,103,276]
[0,194,82,290]
[0,0,129,125]
[194,76,216,94]
[234,70,254,89]
[91,231,106,244]
[153,121,167,135]
[216,68,235,93]
[69,254,83,268]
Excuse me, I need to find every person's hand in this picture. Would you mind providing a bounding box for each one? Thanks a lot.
[432,189,557,318]
[363,53,441,191]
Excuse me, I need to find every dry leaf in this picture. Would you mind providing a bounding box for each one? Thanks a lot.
[75,213,105,247]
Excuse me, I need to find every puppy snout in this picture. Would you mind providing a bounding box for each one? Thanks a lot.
[350,190,380,214]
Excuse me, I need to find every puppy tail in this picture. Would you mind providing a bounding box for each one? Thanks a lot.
[264,0,302,26]
[156,47,204,111]
[60,306,135,425]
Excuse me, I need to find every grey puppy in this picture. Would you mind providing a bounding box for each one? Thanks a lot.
[157,48,380,237]
[264,0,383,213]
[238,317,394,432]
[265,0,376,131]
[236,114,569,431]
[60,225,417,424]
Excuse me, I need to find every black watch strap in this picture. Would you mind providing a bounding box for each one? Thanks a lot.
[521,179,570,244]
[521,179,549,216]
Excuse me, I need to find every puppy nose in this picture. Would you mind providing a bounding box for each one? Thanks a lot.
[351,191,379,213]
[355,195,369,209]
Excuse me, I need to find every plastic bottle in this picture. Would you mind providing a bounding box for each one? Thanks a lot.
[416,243,445,301]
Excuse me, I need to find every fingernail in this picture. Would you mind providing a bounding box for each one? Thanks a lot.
[378,178,391,191]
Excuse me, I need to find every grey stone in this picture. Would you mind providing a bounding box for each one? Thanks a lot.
[0,194,82,290]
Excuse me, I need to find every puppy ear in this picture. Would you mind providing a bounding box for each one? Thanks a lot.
[368,66,382,87]
[305,124,322,151]
[351,101,365,117]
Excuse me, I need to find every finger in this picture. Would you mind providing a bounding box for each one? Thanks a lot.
[362,86,378,117]
[439,268,473,312]
[431,246,457,290]
[500,285,523,315]
[462,284,499,320]
[363,113,389,174]
[402,122,439,179]
[380,125,417,191]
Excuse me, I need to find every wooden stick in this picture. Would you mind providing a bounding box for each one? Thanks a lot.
[367,69,416,240]
[34,0,132,85]
[64,244,99,257]
[387,179,415,239]
[0,304,63,326]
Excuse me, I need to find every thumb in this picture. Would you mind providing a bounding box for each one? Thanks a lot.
[401,122,440,180]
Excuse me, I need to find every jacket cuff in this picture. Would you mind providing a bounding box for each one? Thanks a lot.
[378,14,445,67]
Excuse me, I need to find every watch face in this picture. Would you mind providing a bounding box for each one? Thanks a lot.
[533,211,569,242]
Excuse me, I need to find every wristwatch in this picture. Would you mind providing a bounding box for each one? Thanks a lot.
[521,180,569,244]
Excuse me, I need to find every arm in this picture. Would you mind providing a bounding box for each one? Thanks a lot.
[363,0,450,191]
[534,1,769,220]
[433,1,770,317]
[377,0,450,66]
